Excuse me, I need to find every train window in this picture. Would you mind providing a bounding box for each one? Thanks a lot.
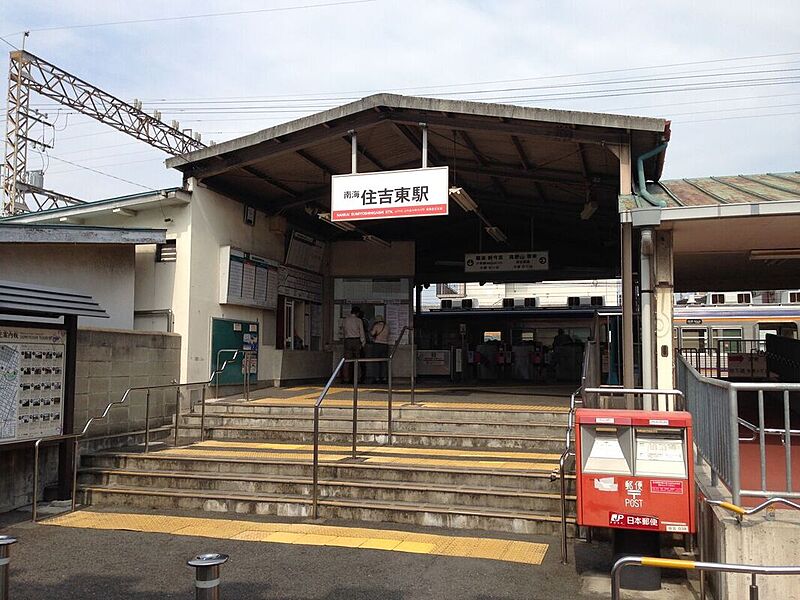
[790,292,800,304]
[759,291,778,304]
[737,293,752,304]
[681,328,707,350]
[759,323,799,340]
[712,328,743,352]
[710,293,725,304]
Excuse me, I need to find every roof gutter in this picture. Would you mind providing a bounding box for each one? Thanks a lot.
[635,142,669,207]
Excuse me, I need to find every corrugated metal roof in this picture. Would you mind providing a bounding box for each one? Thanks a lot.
[0,188,186,223]
[0,279,108,319]
[649,172,800,207]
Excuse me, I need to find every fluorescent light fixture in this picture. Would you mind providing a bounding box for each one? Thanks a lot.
[318,212,356,232]
[749,249,800,261]
[580,200,598,220]
[485,226,508,243]
[449,187,478,212]
[362,234,391,248]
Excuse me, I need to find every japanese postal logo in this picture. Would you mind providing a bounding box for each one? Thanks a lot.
[624,480,643,508]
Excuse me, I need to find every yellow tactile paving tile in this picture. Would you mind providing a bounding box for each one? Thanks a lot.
[146,449,557,471]
[44,511,547,565]
[223,396,567,412]
[183,440,560,462]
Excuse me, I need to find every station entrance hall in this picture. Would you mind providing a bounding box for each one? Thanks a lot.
[4,93,800,600]
[165,94,662,392]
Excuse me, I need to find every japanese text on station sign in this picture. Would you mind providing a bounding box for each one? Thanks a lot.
[464,251,549,273]
[331,166,448,221]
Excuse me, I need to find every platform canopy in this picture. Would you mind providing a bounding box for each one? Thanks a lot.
[168,94,669,283]
[625,172,800,291]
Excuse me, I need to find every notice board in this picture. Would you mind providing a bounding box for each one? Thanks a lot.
[210,318,259,385]
[219,246,278,310]
[0,326,66,442]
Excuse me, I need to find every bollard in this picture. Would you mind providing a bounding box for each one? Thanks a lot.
[0,536,17,600]
[188,553,229,600]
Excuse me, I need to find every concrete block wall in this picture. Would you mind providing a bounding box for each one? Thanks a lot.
[75,328,181,438]
[0,446,58,514]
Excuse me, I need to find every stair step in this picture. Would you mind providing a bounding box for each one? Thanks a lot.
[79,468,576,512]
[84,451,574,492]
[182,414,566,436]
[186,427,565,451]
[202,402,570,423]
[79,485,576,535]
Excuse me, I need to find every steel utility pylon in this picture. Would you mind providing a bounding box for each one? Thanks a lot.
[2,50,206,216]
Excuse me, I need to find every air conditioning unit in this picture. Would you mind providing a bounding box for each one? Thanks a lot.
[502,298,515,308]
[440,299,453,310]
[568,296,580,307]
[590,296,604,307]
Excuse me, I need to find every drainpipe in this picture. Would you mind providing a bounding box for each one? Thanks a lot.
[640,228,654,409]
[636,143,668,207]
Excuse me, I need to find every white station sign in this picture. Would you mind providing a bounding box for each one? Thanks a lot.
[464,251,549,273]
[331,166,449,221]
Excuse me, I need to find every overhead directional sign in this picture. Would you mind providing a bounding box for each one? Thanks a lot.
[464,251,549,273]
[331,166,449,221]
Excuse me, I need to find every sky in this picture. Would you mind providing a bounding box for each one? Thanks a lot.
[1,0,798,202]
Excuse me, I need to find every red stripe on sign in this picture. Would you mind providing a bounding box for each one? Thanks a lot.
[332,204,448,221]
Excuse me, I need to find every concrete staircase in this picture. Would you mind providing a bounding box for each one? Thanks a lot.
[78,398,576,535]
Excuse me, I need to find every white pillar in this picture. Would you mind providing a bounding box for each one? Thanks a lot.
[654,229,675,409]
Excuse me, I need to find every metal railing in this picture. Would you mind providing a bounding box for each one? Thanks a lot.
[611,555,800,600]
[698,496,800,599]
[30,351,248,522]
[678,339,773,379]
[554,340,596,564]
[311,327,413,519]
[709,496,800,520]
[213,348,257,401]
[677,355,800,505]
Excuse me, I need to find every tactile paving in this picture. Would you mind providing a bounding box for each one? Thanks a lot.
[44,511,548,565]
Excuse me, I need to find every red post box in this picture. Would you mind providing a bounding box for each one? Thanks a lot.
[575,408,695,534]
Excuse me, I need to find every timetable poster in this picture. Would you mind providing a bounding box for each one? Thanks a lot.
[0,326,66,442]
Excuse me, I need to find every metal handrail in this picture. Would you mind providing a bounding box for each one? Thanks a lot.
[582,386,686,411]
[312,357,347,519]
[708,496,800,520]
[32,433,80,521]
[737,417,800,442]
[677,355,800,504]
[28,350,249,522]
[554,340,593,564]
[310,326,414,520]
[611,555,800,600]
[214,348,256,401]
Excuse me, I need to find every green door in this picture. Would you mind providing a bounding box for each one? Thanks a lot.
[211,318,259,385]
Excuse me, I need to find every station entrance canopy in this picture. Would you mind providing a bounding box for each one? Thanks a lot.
[622,172,800,291]
[167,94,669,284]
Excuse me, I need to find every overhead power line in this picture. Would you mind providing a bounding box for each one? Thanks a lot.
[128,51,800,103]
[46,155,155,190]
[6,0,378,34]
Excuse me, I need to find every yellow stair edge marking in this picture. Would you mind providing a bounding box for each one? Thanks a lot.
[235,397,567,412]
[148,448,556,471]
[43,511,547,565]
[184,440,560,461]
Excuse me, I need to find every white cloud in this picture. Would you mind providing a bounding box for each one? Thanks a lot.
[1,0,798,201]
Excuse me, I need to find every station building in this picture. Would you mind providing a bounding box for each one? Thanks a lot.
[3,93,800,598]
